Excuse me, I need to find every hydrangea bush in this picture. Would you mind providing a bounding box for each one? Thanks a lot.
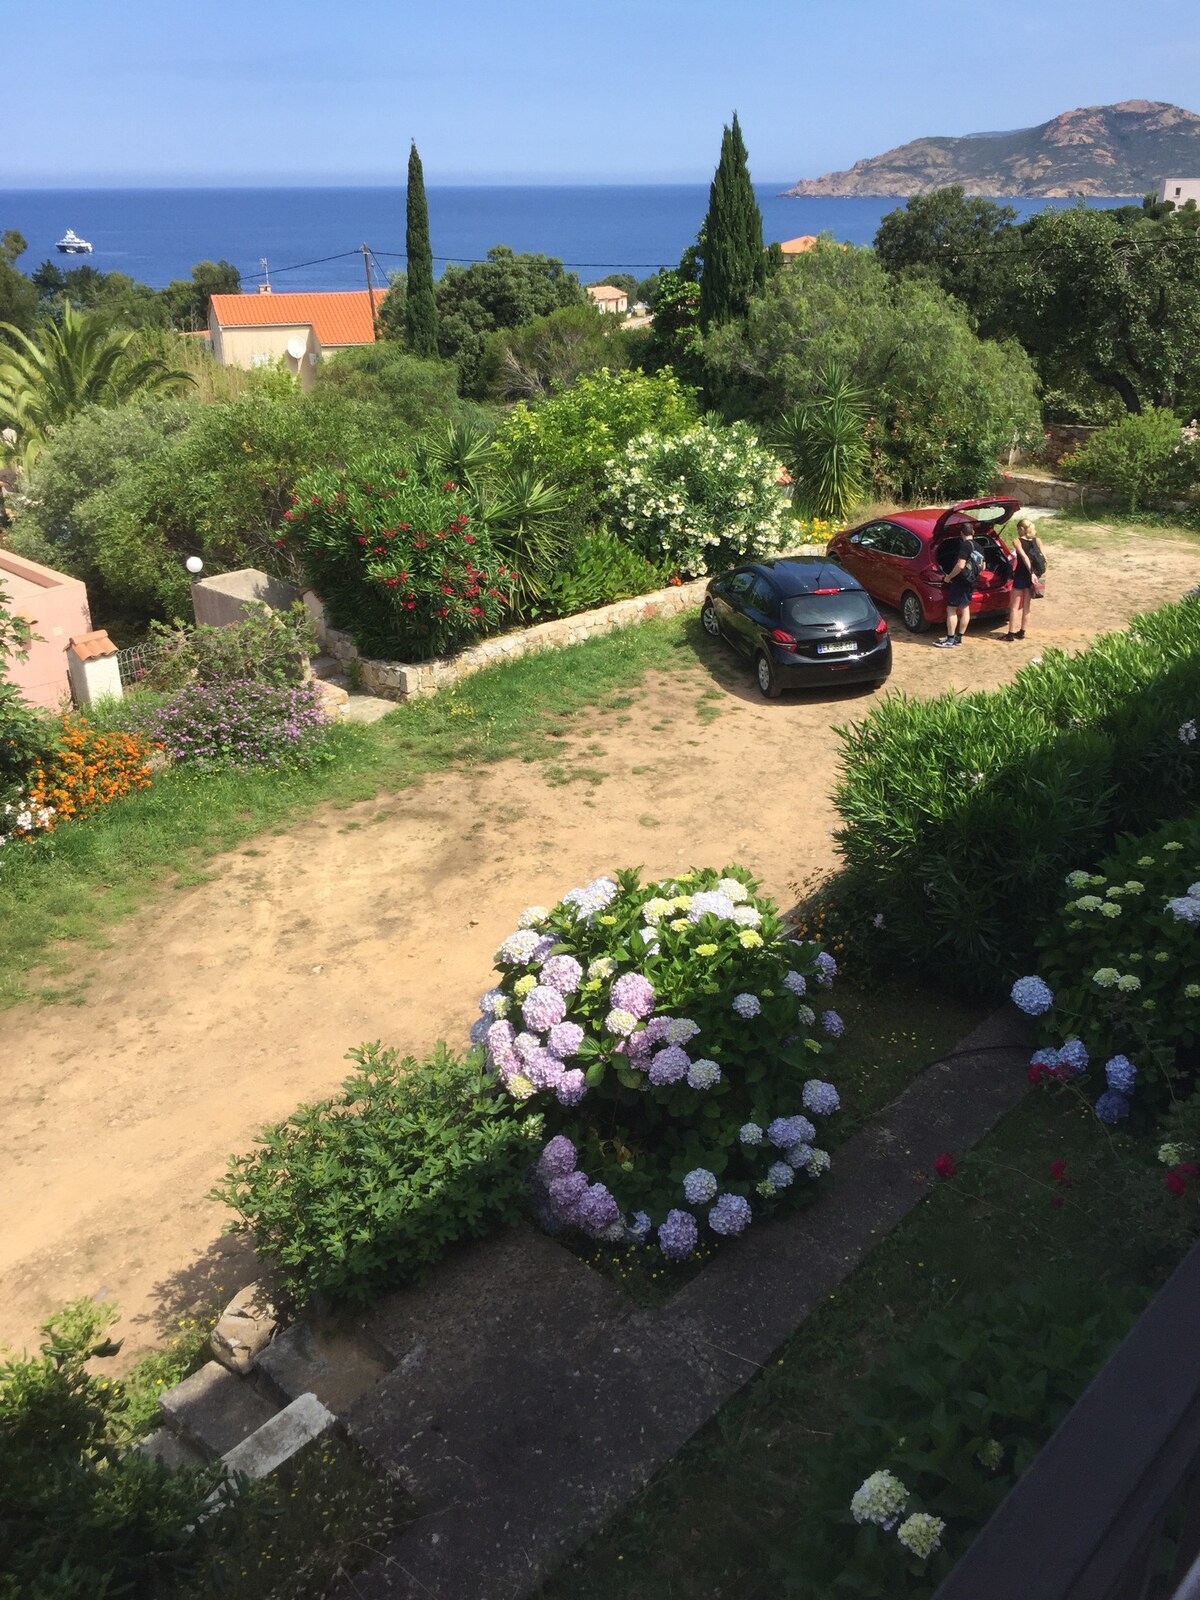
[472,866,842,1260]
[606,422,795,577]
[1014,810,1200,1121]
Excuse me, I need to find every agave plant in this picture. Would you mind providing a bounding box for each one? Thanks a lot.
[474,466,572,614]
[0,303,194,469]
[770,362,869,523]
[411,416,497,494]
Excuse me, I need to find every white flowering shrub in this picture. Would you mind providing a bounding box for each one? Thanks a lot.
[605,422,794,577]
[0,793,55,867]
[472,866,844,1261]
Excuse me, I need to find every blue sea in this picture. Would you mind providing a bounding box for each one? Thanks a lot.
[0,186,1134,292]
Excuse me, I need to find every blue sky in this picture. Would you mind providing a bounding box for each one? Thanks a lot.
[8,0,1200,186]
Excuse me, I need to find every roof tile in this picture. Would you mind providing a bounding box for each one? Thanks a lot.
[209,290,381,347]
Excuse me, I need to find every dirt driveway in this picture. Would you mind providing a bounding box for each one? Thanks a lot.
[2,530,1197,1363]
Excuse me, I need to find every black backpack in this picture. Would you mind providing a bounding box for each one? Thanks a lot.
[963,545,985,584]
[1028,540,1047,577]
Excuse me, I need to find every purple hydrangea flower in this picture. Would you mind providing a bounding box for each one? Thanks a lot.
[802,1080,840,1117]
[1105,1054,1137,1093]
[1011,976,1054,1016]
[683,1168,718,1205]
[1095,1089,1131,1124]
[820,1010,844,1038]
[578,1182,621,1237]
[547,1020,585,1059]
[783,970,807,996]
[649,1045,691,1085]
[530,934,557,965]
[625,1031,652,1065]
[769,1115,817,1149]
[486,1019,515,1057]
[555,1068,587,1106]
[549,1170,589,1220]
[644,1017,672,1044]
[540,954,583,995]
[686,1058,721,1090]
[1058,1039,1089,1075]
[611,971,656,1018]
[527,1051,565,1090]
[768,1161,794,1189]
[514,1031,541,1064]
[732,993,761,1019]
[479,988,506,1016]
[814,951,838,987]
[708,1193,752,1236]
[658,1208,699,1260]
[522,985,567,1032]
[537,1134,577,1183]
[629,1210,652,1241]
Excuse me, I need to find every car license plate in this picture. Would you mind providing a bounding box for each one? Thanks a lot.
[817,641,855,655]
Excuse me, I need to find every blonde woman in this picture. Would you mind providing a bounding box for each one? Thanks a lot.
[1004,518,1043,640]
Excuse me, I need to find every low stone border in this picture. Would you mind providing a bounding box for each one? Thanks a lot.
[309,577,711,703]
[332,1006,1032,1599]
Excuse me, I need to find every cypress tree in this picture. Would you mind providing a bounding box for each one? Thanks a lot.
[405,141,438,357]
[697,112,765,330]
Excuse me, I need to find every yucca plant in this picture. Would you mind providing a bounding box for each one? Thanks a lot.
[771,362,869,522]
[475,466,571,613]
[411,416,496,494]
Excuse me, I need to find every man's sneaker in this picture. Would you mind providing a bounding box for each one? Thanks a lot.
[934,635,956,648]
[951,635,963,645]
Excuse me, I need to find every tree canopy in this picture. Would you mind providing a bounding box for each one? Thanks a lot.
[431,245,586,394]
[697,112,765,330]
[404,142,438,358]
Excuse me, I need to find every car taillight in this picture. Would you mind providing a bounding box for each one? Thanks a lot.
[875,617,888,638]
[770,628,798,652]
[920,564,943,582]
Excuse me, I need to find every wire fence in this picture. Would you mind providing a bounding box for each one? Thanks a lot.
[115,638,171,688]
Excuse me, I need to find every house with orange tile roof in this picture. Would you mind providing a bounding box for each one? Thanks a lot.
[207,287,382,387]
[586,283,629,314]
[778,235,819,256]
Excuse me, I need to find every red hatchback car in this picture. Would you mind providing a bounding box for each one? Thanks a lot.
[826,497,1021,633]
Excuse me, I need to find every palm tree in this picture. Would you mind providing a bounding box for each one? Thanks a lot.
[770,362,870,523]
[0,303,194,468]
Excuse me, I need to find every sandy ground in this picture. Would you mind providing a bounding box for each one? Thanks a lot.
[2,530,1197,1363]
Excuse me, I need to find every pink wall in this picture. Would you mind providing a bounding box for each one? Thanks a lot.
[0,550,92,711]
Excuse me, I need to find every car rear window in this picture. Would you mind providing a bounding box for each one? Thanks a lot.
[784,591,875,628]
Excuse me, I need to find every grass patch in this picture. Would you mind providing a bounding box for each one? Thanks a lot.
[538,1061,1184,1600]
[0,615,697,1009]
[1046,507,1200,550]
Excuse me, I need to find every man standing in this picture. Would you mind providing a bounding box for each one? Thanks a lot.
[935,524,983,648]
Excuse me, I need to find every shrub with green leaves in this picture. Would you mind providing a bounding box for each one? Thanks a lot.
[1027,810,1200,1119]
[770,1276,1143,1598]
[284,453,515,660]
[606,421,794,576]
[832,597,1200,996]
[215,1044,542,1306]
[538,531,670,616]
[1064,409,1200,511]
[137,602,316,694]
[474,866,839,1260]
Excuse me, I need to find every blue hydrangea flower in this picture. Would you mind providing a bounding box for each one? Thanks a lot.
[802,1079,840,1117]
[768,1161,794,1189]
[1030,1046,1061,1072]
[1167,896,1200,926]
[814,951,837,987]
[665,1017,701,1045]
[1105,1054,1137,1093]
[1058,1039,1089,1074]
[536,1134,577,1183]
[683,1168,718,1205]
[478,988,507,1016]
[628,1210,652,1241]
[769,1115,817,1149]
[732,992,761,1018]
[469,1017,490,1046]
[649,1045,691,1085]
[739,1122,764,1145]
[783,970,807,996]
[786,1143,813,1169]
[561,876,619,921]
[708,1192,752,1235]
[687,1058,721,1089]
[658,1208,699,1260]
[1011,976,1054,1015]
[820,1009,844,1038]
[1095,1090,1131,1124]
[687,890,736,923]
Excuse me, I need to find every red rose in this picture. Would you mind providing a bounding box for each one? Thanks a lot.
[437,606,448,618]
[933,1153,958,1180]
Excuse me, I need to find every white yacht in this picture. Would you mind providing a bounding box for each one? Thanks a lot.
[56,229,93,255]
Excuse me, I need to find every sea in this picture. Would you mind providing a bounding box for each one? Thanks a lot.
[0,185,1135,293]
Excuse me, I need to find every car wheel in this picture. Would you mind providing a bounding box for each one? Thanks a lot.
[901,591,928,633]
[756,653,781,699]
[700,601,722,639]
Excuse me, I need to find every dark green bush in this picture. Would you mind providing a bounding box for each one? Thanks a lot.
[769,1276,1144,1598]
[214,1044,542,1306]
[1063,409,1200,512]
[832,597,1200,995]
[0,1302,221,1600]
[538,532,669,617]
[137,602,317,694]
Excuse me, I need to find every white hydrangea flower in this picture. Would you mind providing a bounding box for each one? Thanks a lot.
[850,1470,908,1529]
[896,1513,945,1558]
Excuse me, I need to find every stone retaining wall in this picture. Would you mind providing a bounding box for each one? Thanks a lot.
[311,577,711,702]
[994,470,1117,510]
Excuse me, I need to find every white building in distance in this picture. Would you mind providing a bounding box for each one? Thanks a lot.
[1157,177,1200,206]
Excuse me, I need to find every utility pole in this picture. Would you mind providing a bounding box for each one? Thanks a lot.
[361,243,379,339]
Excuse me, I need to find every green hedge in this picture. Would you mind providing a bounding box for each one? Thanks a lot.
[832,597,1200,995]
[213,1044,542,1306]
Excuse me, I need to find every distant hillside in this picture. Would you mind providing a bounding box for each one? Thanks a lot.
[784,100,1200,198]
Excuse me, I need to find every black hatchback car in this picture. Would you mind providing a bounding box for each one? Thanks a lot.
[701,558,892,698]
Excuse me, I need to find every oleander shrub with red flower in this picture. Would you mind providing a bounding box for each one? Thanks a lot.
[282,451,516,661]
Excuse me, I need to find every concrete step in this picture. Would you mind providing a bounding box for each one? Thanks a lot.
[220,1392,336,1482]
[256,1318,392,1415]
[310,653,350,686]
[158,1359,282,1459]
[136,1425,209,1472]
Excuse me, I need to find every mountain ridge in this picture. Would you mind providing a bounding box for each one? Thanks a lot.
[783,100,1200,198]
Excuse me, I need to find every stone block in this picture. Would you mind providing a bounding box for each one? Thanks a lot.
[324,628,359,662]
[257,1318,392,1413]
[136,1426,207,1471]
[209,1282,279,1376]
[159,1360,281,1459]
[192,569,302,629]
[220,1393,335,1482]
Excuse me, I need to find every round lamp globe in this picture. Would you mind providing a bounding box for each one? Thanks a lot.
[185,556,203,575]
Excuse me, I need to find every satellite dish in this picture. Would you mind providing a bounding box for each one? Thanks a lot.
[286,334,306,361]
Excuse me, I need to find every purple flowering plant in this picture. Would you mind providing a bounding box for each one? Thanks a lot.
[474,865,843,1260]
[144,677,332,773]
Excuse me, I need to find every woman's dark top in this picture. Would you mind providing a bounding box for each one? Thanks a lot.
[1012,535,1038,590]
